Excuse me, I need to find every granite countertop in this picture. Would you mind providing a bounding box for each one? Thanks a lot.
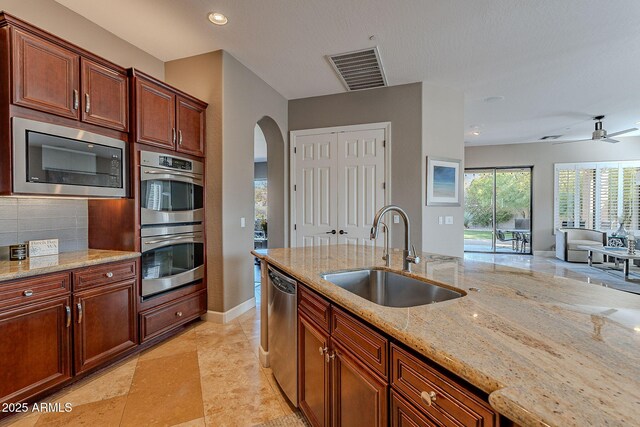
[0,249,140,282]
[253,245,640,427]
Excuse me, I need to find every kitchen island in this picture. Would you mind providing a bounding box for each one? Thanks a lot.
[254,245,640,427]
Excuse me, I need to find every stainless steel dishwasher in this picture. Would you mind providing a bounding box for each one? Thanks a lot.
[267,265,298,406]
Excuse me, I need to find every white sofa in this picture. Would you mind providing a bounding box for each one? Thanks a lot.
[556,228,607,263]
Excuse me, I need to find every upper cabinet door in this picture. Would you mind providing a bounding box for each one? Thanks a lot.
[176,95,205,157]
[12,28,80,119]
[135,78,176,149]
[81,58,128,131]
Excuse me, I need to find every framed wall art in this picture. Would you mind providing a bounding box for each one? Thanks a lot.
[426,157,461,206]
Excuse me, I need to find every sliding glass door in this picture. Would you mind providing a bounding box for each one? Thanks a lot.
[464,167,532,254]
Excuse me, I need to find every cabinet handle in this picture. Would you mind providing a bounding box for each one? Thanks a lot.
[325,351,335,363]
[105,272,114,278]
[178,130,183,145]
[420,391,437,407]
[176,311,183,317]
[85,93,91,113]
[73,90,79,110]
[172,128,176,144]
[65,306,71,328]
[23,289,33,297]
[77,302,83,324]
[319,346,328,356]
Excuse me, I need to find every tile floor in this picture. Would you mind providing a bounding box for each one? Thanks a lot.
[3,254,638,427]
[0,285,297,427]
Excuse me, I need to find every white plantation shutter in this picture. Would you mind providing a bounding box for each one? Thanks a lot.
[621,166,640,230]
[554,161,640,232]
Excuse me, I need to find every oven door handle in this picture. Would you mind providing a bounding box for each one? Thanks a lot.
[144,234,198,245]
[142,170,203,185]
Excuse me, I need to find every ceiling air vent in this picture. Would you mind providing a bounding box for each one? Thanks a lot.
[327,47,387,91]
[540,135,562,140]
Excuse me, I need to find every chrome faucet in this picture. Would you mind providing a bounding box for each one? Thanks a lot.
[379,221,390,267]
[370,205,420,272]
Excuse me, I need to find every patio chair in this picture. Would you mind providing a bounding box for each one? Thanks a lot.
[497,229,518,251]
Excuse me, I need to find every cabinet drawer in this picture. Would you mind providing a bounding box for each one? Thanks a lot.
[73,259,137,291]
[298,284,331,332]
[391,390,439,427]
[331,306,388,379]
[391,344,497,427]
[0,272,70,310]
[140,290,206,342]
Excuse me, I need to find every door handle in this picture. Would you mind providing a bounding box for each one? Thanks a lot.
[85,93,91,113]
[178,130,183,145]
[339,230,348,235]
[172,128,176,144]
[77,302,83,324]
[325,230,336,235]
[73,90,79,110]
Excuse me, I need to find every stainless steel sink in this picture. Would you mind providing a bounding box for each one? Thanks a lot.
[320,269,464,308]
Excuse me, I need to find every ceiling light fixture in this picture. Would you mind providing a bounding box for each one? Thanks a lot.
[483,96,505,103]
[471,130,480,136]
[208,12,228,25]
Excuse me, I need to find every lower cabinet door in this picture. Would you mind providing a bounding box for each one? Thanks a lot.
[0,296,72,405]
[73,280,137,374]
[298,314,330,427]
[332,341,388,427]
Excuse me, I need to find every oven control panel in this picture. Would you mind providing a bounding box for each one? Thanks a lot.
[159,156,192,171]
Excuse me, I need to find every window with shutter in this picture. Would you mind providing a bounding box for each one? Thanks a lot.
[554,161,640,232]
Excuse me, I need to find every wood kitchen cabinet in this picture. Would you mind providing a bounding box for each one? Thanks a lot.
[73,279,137,374]
[0,258,139,411]
[298,285,388,427]
[296,282,501,427]
[298,313,331,427]
[11,28,80,120]
[133,70,207,157]
[0,295,72,406]
[6,15,129,131]
[81,58,128,131]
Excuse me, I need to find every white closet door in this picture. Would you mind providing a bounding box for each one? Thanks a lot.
[294,133,338,247]
[336,129,386,247]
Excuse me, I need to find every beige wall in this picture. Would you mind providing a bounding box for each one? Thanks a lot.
[465,136,640,251]
[166,51,288,313]
[421,83,465,257]
[2,0,164,78]
[165,51,223,312]
[288,83,424,248]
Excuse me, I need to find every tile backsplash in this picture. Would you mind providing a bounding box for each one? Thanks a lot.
[0,198,88,253]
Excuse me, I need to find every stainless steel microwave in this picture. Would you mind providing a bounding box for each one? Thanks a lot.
[12,117,128,198]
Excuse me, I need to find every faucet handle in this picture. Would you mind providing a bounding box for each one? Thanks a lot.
[407,244,421,265]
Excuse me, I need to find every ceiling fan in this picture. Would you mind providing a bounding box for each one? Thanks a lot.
[553,115,638,145]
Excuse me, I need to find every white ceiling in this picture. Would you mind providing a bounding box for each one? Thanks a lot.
[55,0,640,146]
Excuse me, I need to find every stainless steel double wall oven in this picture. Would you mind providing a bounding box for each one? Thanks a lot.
[139,150,204,298]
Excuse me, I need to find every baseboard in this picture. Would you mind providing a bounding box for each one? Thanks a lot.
[533,250,555,258]
[259,345,269,367]
[206,297,256,324]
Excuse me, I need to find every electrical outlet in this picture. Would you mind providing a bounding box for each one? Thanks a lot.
[240,217,246,228]
[445,216,454,225]
[393,215,400,224]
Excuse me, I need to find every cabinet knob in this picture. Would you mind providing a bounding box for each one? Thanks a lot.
[325,352,335,363]
[23,289,33,297]
[420,391,437,407]
[176,311,183,317]
[105,272,114,278]
[319,346,328,356]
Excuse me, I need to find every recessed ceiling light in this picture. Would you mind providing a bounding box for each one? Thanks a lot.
[471,131,480,136]
[208,12,228,25]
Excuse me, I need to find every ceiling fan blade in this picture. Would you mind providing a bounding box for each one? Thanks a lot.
[607,127,639,137]
[602,138,619,143]
[552,139,591,145]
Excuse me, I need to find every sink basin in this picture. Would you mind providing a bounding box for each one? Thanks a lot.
[320,269,463,308]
